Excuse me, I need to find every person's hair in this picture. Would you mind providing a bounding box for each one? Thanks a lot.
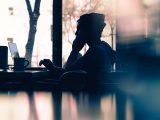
[77,13,106,32]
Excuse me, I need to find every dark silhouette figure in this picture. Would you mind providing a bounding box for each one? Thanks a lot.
[39,13,116,81]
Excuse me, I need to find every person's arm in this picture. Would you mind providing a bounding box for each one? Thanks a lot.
[65,32,86,69]
[39,59,64,72]
[65,50,79,68]
[65,46,100,71]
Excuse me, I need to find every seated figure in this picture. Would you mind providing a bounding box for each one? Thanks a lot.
[39,13,116,82]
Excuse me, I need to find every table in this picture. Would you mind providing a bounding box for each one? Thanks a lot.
[0,70,128,91]
[0,70,53,90]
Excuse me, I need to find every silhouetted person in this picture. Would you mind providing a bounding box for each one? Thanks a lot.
[39,13,116,81]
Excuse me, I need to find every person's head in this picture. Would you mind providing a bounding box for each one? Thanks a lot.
[76,13,106,46]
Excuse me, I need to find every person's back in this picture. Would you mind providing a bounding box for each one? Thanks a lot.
[76,41,116,81]
[90,41,115,71]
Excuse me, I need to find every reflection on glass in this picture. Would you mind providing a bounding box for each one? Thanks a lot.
[0,92,29,120]
[34,92,53,120]
[62,92,78,120]
[61,92,126,120]
[0,91,151,120]
[126,98,133,120]
[0,92,53,120]
[101,94,116,120]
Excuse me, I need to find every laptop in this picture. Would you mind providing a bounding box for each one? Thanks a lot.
[8,42,46,71]
[8,42,20,58]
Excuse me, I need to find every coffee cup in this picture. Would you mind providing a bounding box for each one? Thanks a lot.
[14,58,29,71]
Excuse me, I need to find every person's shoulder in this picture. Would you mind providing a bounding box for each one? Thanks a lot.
[87,43,104,56]
[100,40,110,47]
[93,42,107,54]
[100,40,115,50]
[95,41,109,50]
[99,40,116,55]
[89,41,109,52]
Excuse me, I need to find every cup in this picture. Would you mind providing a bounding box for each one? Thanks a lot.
[0,46,8,71]
[14,58,29,71]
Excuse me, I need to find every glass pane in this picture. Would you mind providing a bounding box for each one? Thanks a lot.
[0,0,53,67]
[62,0,116,66]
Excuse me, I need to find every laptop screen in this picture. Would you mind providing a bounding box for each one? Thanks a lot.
[8,42,20,58]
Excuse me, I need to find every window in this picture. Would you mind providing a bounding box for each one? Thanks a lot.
[62,0,116,66]
[0,0,53,66]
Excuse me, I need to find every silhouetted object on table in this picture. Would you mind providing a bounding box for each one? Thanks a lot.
[39,13,116,83]
[0,46,8,71]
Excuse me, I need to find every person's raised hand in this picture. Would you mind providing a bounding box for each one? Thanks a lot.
[72,31,86,52]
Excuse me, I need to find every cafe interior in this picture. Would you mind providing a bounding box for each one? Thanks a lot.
[0,0,160,120]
